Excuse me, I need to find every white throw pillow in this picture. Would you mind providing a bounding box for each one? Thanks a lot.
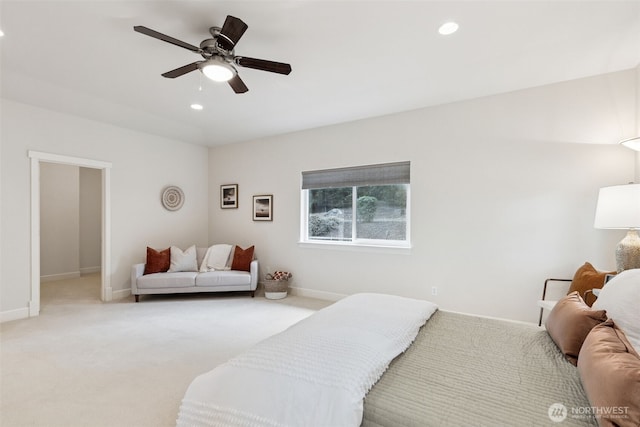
[593,268,640,354]
[168,245,198,272]
[199,244,232,272]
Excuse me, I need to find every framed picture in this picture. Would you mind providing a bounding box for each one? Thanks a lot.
[253,195,273,221]
[220,184,238,209]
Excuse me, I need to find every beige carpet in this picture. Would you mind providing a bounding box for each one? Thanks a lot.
[1,275,331,427]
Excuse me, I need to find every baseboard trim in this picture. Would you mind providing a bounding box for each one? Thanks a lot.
[1,307,29,323]
[112,287,131,300]
[40,271,81,282]
[80,266,101,275]
[288,286,346,302]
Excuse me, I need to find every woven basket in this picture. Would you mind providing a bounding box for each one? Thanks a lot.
[263,279,289,293]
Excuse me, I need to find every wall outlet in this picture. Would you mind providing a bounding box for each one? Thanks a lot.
[431,286,438,296]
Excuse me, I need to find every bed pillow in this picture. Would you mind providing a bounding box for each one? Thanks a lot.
[199,244,233,272]
[144,246,171,275]
[545,291,608,365]
[592,268,640,355]
[231,245,254,272]
[168,245,198,272]
[568,262,614,306]
[578,320,640,427]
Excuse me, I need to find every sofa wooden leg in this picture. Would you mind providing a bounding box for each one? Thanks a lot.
[251,291,255,298]
[135,295,139,303]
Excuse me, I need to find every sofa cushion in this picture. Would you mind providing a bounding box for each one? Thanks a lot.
[168,245,198,272]
[231,245,255,272]
[137,272,198,289]
[144,247,170,275]
[196,270,251,288]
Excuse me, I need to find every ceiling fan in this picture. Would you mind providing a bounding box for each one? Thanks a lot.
[134,15,292,94]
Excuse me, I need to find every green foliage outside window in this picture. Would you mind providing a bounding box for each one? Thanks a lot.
[309,214,342,236]
[356,196,377,222]
[307,184,408,242]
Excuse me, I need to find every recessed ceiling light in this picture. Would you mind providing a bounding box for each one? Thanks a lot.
[438,22,459,36]
[190,103,203,111]
[0,29,5,37]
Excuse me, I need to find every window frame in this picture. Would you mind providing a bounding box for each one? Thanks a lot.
[300,183,411,250]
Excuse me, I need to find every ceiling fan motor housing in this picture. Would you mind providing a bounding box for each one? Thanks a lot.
[199,35,234,62]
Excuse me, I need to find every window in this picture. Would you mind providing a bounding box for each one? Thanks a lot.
[301,162,410,247]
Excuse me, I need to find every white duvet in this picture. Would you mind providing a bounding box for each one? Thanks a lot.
[176,293,438,427]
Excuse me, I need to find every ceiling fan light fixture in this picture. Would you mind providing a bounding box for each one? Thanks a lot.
[200,58,235,82]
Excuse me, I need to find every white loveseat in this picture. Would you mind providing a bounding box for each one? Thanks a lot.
[131,246,258,302]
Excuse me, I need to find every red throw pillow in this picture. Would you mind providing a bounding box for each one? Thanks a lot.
[144,247,170,275]
[231,246,254,272]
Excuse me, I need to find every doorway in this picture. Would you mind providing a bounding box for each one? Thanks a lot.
[28,151,112,317]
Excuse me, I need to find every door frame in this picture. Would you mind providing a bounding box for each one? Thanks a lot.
[28,151,112,316]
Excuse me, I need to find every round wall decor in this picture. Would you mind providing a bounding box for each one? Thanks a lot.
[161,186,184,211]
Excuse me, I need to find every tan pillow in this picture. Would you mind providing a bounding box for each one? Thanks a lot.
[545,291,607,365]
[231,245,255,272]
[578,320,640,427]
[568,262,615,306]
[143,246,170,275]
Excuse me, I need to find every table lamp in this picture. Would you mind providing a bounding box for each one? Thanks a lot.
[594,183,640,272]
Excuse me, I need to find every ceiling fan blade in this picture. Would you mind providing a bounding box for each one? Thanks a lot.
[134,26,201,53]
[228,75,249,94]
[218,15,248,50]
[162,62,201,78]
[236,57,292,75]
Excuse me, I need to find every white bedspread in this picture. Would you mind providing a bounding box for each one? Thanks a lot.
[176,293,438,427]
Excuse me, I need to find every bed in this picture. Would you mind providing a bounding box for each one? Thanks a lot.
[176,270,640,427]
[362,310,594,427]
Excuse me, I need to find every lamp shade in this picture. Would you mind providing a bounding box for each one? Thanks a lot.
[594,183,640,229]
[620,137,640,152]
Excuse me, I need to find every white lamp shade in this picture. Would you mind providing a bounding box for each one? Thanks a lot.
[594,184,640,229]
[620,137,640,152]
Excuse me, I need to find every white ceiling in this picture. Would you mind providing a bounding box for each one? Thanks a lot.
[1,1,640,147]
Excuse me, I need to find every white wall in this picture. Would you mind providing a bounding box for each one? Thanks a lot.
[79,167,102,273]
[40,163,80,279]
[1,99,209,316]
[208,69,637,323]
[2,68,637,322]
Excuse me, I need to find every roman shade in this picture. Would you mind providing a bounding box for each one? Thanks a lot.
[301,161,410,190]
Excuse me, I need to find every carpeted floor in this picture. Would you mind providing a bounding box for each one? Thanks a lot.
[1,274,331,427]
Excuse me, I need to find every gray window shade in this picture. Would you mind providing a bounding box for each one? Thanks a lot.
[302,161,410,189]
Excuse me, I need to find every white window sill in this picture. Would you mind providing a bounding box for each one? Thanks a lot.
[298,240,412,254]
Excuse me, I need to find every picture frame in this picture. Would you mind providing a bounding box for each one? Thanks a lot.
[220,184,238,209]
[253,195,273,221]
